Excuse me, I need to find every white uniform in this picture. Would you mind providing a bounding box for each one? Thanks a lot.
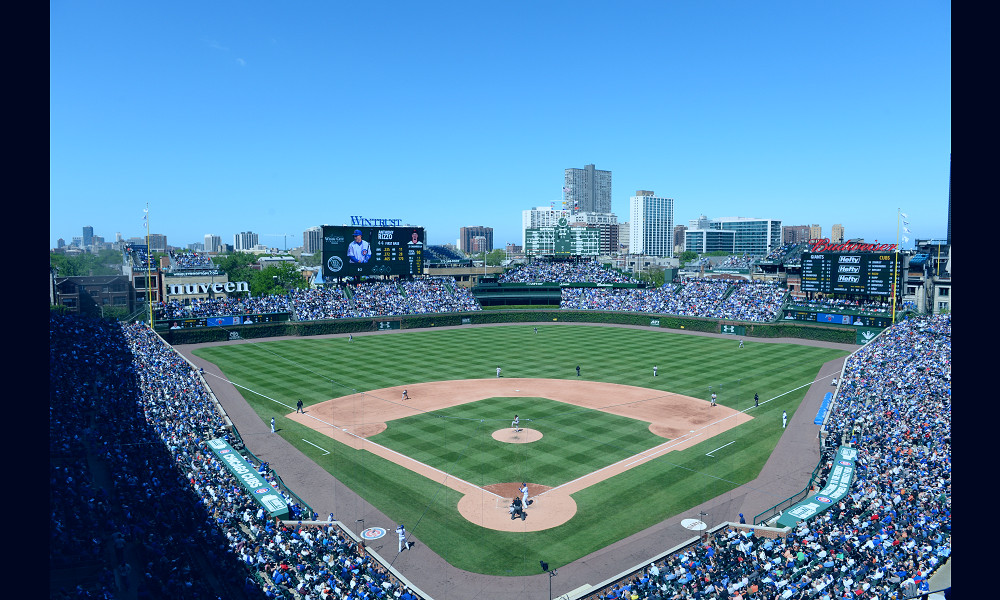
[270,418,275,433]
[520,483,529,506]
[782,411,788,428]
[497,366,501,378]
[711,393,717,406]
[512,415,520,431]
[396,525,407,552]
[739,339,744,349]
[653,366,657,377]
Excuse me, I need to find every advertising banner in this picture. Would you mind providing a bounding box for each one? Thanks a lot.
[206,438,290,519]
[776,446,857,528]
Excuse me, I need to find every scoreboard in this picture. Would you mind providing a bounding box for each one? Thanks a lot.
[322,226,424,279]
[800,253,901,296]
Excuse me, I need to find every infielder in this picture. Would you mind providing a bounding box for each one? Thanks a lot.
[396,524,409,552]
[401,389,409,401]
[512,414,520,432]
[520,482,530,507]
[497,366,502,378]
[711,393,717,407]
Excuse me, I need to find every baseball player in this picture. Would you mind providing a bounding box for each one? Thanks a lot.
[576,365,581,376]
[520,482,530,507]
[512,414,520,432]
[296,399,304,414]
[782,410,788,429]
[270,417,276,433]
[739,339,744,349]
[653,365,658,377]
[534,327,537,334]
[711,393,717,407]
[497,366,502,378]
[396,524,409,552]
[401,389,410,401]
[754,393,759,408]
[349,334,353,342]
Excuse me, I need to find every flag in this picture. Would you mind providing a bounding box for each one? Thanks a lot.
[904,227,911,233]
[902,236,909,242]
[899,211,909,219]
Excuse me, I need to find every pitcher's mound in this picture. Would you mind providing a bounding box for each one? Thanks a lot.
[492,428,542,443]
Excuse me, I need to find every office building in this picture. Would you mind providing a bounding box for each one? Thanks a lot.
[459,226,493,254]
[234,231,259,252]
[688,216,781,256]
[204,234,222,253]
[831,224,845,243]
[782,225,812,245]
[629,191,674,257]
[522,206,563,247]
[564,164,612,214]
[82,226,94,248]
[685,229,736,254]
[809,224,822,240]
[147,233,168,253]
[303,226,323,254]
[673,225,687,254]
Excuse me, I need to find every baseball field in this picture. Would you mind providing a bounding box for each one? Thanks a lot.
[191,324,848,576]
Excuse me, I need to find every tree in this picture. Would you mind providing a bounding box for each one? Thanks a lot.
[248,263,307,296]
[50,249,121,277]
[678,251,698,267]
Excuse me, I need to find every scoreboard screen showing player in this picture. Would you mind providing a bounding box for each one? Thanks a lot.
[799,253,901,296]
[322,226,424,278]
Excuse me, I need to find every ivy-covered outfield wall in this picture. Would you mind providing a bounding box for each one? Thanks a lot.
[161,310,858,346]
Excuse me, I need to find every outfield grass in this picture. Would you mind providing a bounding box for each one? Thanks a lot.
[193,324,847,575]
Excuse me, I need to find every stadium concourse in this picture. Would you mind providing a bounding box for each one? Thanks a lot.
[51,294,949,600]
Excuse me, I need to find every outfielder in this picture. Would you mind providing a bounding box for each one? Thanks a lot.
[497,366,502,378]
[653,365,658,377]
[739,339,744,349]
[512,414,520,432]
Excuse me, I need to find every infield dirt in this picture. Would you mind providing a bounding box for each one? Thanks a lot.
[286,378,752,532]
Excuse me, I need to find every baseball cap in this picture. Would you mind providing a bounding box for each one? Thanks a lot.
[353,229,363,236]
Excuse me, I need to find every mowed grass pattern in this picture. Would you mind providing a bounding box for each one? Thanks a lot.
[193,324,848,575]
[373,397,665,487]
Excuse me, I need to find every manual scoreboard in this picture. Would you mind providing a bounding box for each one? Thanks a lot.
[800,253,901,296]
[322,226,425,278]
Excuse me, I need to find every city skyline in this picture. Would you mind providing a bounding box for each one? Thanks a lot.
[50,2,950,250]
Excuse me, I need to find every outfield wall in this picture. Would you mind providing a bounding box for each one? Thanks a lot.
[162,309,859,346]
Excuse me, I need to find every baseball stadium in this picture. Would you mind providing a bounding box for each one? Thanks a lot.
[50,250,952,600]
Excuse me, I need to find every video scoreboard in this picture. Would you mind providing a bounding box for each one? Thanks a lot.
[322,226,424,279]
[800,253,901,296]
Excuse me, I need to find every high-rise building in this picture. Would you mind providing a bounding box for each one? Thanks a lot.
[629,191,674,257]
[234,231,259,252]
[673,225,687,254]
[831,224,845,243]
[569,211,619,254]
[147,233,167,252]
[82,226,94,248]
[522,206,563,247]
[564,164,612,214]
[303,226,323,254]
[459,226,493,254]
[809,224,822,240]
[204,234,222,253]
[714,217,782,256]
[782,225,812,245]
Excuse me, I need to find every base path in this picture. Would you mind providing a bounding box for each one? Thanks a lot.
[286,378,752,532]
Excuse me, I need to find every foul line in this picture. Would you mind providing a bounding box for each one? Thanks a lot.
[706,441,735,457]
[301,439,330,456]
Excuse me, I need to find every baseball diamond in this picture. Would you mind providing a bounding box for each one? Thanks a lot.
[183,322,860,596]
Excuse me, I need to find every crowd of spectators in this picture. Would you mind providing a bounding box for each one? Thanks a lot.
[706,281,787,322]
[158,294,294,320]
[158,277,482,323]
[786,298,901,317]
[171,251,216,269]
[560,278,786,321]
[582,313,951,600]
[714,255,754,269]
[51,312,427,599]
[498,260,638,284]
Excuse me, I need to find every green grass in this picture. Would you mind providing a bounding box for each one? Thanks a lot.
[193,324,847,575]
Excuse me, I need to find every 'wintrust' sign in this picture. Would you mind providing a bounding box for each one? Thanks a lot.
[168,281,250,296]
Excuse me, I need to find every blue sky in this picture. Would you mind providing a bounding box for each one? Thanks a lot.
[50,1,950,251]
